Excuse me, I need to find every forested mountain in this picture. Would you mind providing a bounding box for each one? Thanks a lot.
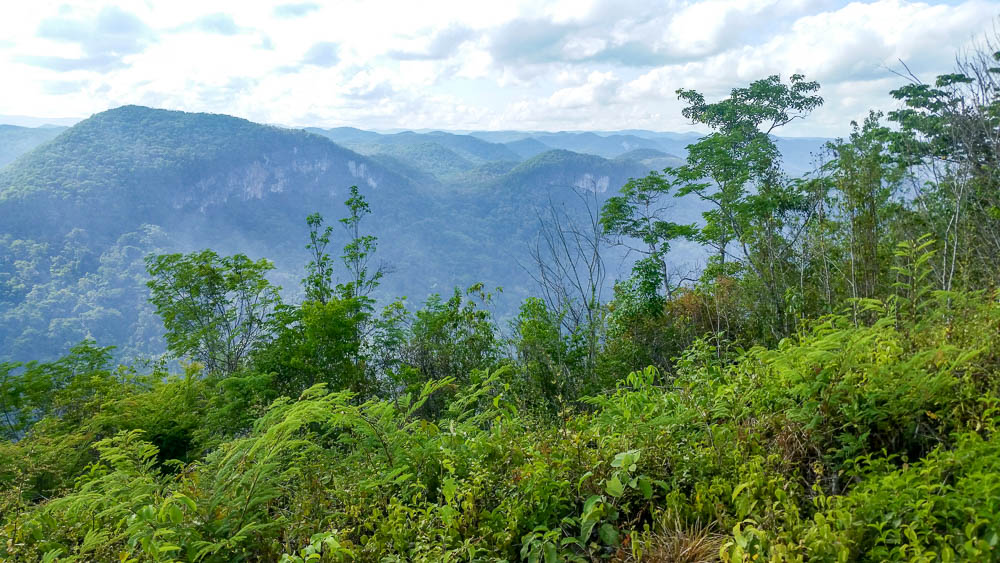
[0,106,414,243]
[0,106,728,362]
[503,137,552,159]
[307,128,523,164]
[0,124,66,168]
[0,106,430,360]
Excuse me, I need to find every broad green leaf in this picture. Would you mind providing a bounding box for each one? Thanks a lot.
[606,474,625,498]
[599,523,619,546]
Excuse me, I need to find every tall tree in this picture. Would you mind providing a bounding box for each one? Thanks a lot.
[824,112,903,303]
[303,212,335,304]
[146,250,282,376]
[600,171,697,305]
[528,188,608,380]
[253,298,368,398]
[337,185,385,302]
[400,285,499,388]
[889,42,1000,288]
[671,74,823,339]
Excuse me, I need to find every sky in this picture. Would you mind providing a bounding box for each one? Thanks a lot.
[1,0,998,136]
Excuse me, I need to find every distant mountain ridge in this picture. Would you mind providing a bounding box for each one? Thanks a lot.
[3,118,825,180]
[0,106,827,361]
[0,107,683,361]
[0,106,413,244]
[0,107,434,359]
[0,124,67,168]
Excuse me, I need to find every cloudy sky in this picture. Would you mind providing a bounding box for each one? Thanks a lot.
[1,0,998,136]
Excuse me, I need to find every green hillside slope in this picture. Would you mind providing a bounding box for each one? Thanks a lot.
[0,124,67,168]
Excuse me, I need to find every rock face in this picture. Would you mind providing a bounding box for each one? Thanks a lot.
[185,157,379,210]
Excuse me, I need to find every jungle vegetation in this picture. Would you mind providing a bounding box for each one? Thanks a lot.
[4,43,1000,562]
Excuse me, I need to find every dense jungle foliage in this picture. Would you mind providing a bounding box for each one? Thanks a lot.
[5,43,1000,562]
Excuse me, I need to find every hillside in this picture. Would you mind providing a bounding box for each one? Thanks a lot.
[308,128,522,165]
[361,141,477,181]
[488,150,648,197]
[504,137,552,159]
[0,124,67,168]
[466,129,826,172]
[0,107,420,359]
[0,107,692,362]
[0,106,420,244]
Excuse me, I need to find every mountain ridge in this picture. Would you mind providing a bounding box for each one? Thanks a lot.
[1,105,697,361]
[0,124,67,169]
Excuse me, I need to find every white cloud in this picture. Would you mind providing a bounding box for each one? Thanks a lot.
[0,0,997,135]
[548,71,621,109]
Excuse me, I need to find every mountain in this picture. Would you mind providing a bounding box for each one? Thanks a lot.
[303,126,382,145]
[467,130,692,159]
[0,114,80,128]
[481,149,705,235]
[466,129,826,173]
[615,148,670,160]
[366,141,477,181]
[1,107,820,362]
[614,148,686,171]
[0,124,68,168]
[445,160,521,189]
[366,153,444,191]
[504,137,551,159]
[308,128,521,164]
[490,150,647,195]
[532,132,668,158]
[472,150,651,242]
[0,106,443,360]
[418,131,522,163]
[0,106,422,245]
[1,106,696,362]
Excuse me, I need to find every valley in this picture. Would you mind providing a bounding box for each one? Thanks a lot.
[0,106,824,362]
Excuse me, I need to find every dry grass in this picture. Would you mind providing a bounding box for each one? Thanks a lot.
[615,513,726,563]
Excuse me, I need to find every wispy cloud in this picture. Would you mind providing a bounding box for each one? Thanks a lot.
[175,13,244,36]
[19,6,154,72]
[388,26,475,60]
[273,3,320,19]
[301,42,339,67]
[2,0,998,136]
